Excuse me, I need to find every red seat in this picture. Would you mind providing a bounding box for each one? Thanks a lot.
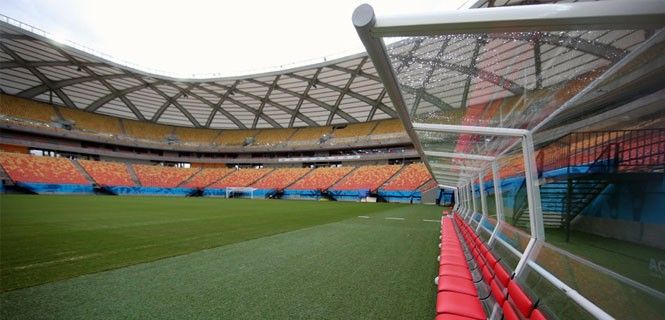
[438,275,478,296]
[439,265,473,280]
[502,300,520,320]
[435,313,479,320]
[490,279,507,305]
[494,263,511,287]
[530,309,547,320]
[436,291,486,320]
[508,280,535,318]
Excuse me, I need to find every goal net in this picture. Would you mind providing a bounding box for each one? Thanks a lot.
[225,187,257,199]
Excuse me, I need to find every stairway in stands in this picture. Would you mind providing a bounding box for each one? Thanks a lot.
[513,177,610,229]
[70,159,96,185]
[511,129,665,231]
[126,164,142,186]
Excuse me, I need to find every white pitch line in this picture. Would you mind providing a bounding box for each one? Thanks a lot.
[423,219,440,223]
[385,217,405,221]
[358,216,370,219]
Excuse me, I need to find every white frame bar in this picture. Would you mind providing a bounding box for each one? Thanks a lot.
[425,150,495,161]
[368,0,665,37]
[414,122,529,137]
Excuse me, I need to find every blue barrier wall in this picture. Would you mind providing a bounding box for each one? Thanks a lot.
[282,189,322,200]
[378,190,422,203]
[107,186,195,196]
[329,189,370,201]
[203,188,226,197]
[16,182,93,194]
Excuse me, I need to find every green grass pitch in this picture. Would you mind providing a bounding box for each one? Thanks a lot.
[0,195,442,319]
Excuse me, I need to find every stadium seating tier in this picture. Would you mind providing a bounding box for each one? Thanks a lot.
[132,164,198,188]
[0,152,88,185]
[79,159,135,186]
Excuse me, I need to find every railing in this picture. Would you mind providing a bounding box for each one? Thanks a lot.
[512,129,665,226]
[541,129,665,174]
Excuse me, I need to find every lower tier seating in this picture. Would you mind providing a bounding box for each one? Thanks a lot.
[209,168,273,188]
[0,152,88,185]
[251,168,312,190]
[79,160,135,186]
[286,166,354,190]
[333,165,401,191]
[181,168,233,188]
[382,163,432,190]
[132,164,198,188]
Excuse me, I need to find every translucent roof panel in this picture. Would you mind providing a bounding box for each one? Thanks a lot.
[352,0,665,186]
[386,28,653,131]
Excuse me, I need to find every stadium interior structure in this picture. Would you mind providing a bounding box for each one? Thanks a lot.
[1,0,665,319]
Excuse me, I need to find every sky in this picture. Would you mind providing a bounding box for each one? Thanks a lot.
[2,0,470,77]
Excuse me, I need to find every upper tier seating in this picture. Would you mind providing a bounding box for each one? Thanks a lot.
[251,167,312,190]
[59,107,123,135]
[209,168,273,188]
[132,164,198,188]
[122,120,174,142]
[0,152,88,185]
[253,128,295,146]
[287,166,354,190]
[332,122,377,139]
[174,127,220,144]
[1,94,57,123]
[289,126,332,142]
[333,165,402,191]
[382,163,432,190]
[2,94,413,149]
[371,119,405,135]
[215,130,258,146]
[79,160,135,186]
[181,168,233,188]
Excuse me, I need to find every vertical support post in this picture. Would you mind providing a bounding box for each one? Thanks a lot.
[470,180,478,224]
[462,184,469,219]
[465,183,473,219]
[488,160,504,246]
[453,188,460,212]
[514,133,545,277]
[477,170,488,233]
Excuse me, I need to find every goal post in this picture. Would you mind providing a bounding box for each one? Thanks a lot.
[225,187,257,199]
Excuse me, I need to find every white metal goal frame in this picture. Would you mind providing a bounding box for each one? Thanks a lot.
[225,187,257,199]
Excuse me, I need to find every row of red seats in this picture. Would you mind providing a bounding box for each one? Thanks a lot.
[434,213,547,320]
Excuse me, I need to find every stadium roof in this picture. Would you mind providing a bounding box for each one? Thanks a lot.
[0,16,398,129]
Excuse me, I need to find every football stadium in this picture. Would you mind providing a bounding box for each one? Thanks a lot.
[1,1,664,319]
